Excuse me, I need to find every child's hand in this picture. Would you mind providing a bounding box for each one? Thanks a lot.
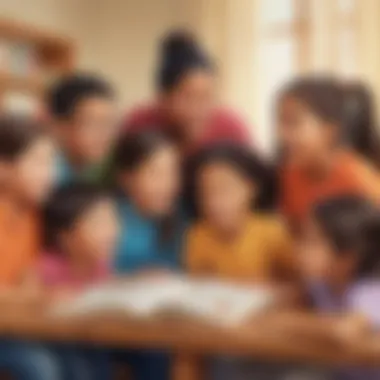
[48,288,77,304]
[334,314,369,344]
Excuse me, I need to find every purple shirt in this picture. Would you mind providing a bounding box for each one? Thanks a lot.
[346,280,380,329]
[309,280,380,328]
[309,280,380,380]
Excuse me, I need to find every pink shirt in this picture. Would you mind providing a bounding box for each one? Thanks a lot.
[124,104,252,152]
[37,254,110,289]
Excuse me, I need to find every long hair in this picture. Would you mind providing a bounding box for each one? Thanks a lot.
[278,76,380,169]
[113,130,178,244]
[342,81,380,169]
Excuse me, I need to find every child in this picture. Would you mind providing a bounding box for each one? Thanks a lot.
[186,144,319,380]
[297,195,380,379]
[112,130,184,380]
[40,182,118,291]
[0,115,55,291]
[47,73,117,185]
[185,143,295,283]
[113,130,183,274]
[0,115,60,380]
[38,182,119,380]
[278,77,380,227]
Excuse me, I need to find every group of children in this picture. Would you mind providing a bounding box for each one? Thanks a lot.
[0,30,380,380]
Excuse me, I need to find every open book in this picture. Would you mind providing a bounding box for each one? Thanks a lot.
[53,276,275,326]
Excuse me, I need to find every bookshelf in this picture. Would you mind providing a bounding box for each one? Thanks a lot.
[0,18,75,114]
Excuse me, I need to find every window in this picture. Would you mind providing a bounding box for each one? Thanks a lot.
[255,0,359,153]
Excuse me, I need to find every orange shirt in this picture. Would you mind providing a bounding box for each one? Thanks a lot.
[186,214,296,282]
[281,151,380,226]
[0,194,39,286]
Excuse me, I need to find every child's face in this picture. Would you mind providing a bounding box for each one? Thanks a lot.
[14,136,56,204]
[298,218,356,285]
[124,145,180,216]
[71,199,119,261]
[197,162,253,232]
[59,97,117,165]
[277,96,338,166]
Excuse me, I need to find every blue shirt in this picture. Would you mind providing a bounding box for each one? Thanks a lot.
[114,199,185,274]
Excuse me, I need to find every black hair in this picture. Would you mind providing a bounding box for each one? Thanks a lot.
[342,81,380,168]
[157,30,214,92]
[0,115,48,161]
[185,143,277,217]
[113,130,174,173]
[43,182,110,251]
[278,76,380,168]
[313,195,380,278]
[113,130,177,243]
[47,73,114,119]
[279,76,345,128]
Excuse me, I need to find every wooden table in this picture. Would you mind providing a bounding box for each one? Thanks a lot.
[0,305,380,380]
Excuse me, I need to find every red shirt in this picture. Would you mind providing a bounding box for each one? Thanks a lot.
[123,104,252,151]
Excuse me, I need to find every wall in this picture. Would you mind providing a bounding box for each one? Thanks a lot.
[76,0,198,108]
[0,0,199,108]
[0,0,79,33]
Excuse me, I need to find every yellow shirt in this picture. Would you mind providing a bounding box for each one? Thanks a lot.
[186,214,295,282]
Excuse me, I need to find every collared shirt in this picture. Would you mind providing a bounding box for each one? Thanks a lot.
[186,214,296,282]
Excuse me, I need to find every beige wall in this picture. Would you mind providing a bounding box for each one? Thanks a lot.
[0,0,80,33]
[4,0,380,144]
[76,0,197,108]
[0,0,200,109]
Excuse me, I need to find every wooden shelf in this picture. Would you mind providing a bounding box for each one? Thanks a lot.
[0,72,43,95]
[0,18,74,68]
[0,17,75,102]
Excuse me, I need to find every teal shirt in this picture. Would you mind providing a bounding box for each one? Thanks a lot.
[114,199,184,274]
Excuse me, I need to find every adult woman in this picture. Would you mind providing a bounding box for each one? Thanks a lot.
[124,30,252,153]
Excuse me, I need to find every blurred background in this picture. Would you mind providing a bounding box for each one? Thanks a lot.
[0,0,379,153]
